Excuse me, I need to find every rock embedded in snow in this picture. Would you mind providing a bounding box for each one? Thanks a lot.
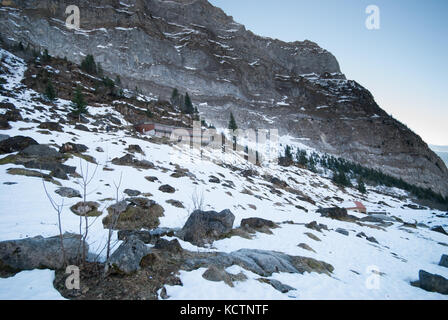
[257,278,296,293]
[201,265,246,287]
[317,207,358,222]
[335,228,349,236]
[145,176,159,182]
[55,187,81,198]
[70,201,101,217]
[3,109,22,122]
[37,121,63,132]
[102,198,164,230]
[123,189,141,197]
[112,154,154,169]
[361,214,395,223]
[74,124,89,132]
[240,217,278,234]
[0,234,86,274]
[185,249,334,277]
[305,221,328,233]
[0,118,11,130]
[59,142,88,154]
[439,255,448,268]
[154,239,183,254]
[297,243,316,253]
[159,184,175,193]
[126,144,144,155]
[431,226,448,236]
[118,228,178,244]
[0,136,38,154]
[107,238,150,275]
[180,209,235,246]
[208,175,220,183]
[166,199,185,208]
[412,270,448,295]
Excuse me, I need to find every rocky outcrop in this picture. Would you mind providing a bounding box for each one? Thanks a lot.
[179,209,235,246]
[70,201,102,217]
[0,136,38,154]
[55,187,81,198]
[183,248,334,277]
[1,0,447,195]
[102,198,165,230]
[317,207,358,222]
[107,237,150,275]
[412,270,448,295]
[439,255,448,268]
[240,217,278,234]
[0,234,85,274]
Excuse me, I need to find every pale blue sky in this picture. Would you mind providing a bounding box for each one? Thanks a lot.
[209,0,448,145]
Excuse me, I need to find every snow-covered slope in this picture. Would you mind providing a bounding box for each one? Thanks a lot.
[0,48,447,300]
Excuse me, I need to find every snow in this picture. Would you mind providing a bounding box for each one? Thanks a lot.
[0,48,447,300]
[0,270,65,300]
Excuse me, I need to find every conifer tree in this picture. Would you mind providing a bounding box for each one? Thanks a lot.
[71,86,88,119]
[357,178,367,194]
[184,92,194,114]
[80,54,97,74]
[42,49,51,62]
[171,88,179,101]
[284,145,293,162]
[45,80,56,101]
[228,112,238,131]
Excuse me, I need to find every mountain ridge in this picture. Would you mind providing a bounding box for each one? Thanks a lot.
[0,0,446,196]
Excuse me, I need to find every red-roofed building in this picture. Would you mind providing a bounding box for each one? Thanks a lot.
[341,201,367,214]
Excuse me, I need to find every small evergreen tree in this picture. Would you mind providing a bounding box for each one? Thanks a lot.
[171,88,179,101]
[80,54,97,74]
[114,75,121,87]
[333,170,351,187]
[297,149,308,166]
[97,63,104,77]
[184,92,194,114]
[357,178,367,194]
[284,145,293,162]
[102,76,115,95]
[42,49,51,62]
[45,80,56,101]
[71,87,88,119]
[228,112,238,131]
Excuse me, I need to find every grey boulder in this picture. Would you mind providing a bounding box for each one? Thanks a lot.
[413,270,448,295]
[107,238,151,275]
[0,233,84,273]
[179,209,235,246]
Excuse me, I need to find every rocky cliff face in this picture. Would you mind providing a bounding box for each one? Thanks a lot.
[1,0,447,196]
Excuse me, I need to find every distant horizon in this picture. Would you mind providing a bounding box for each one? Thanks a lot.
[209,0,448,146]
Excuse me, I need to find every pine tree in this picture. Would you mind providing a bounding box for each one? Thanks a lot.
[284,145,293,162]
[97,63,104,77]
[45,80,56,101]
[228,112,238,131]
[184,92,194,114]
[71,87,88,119]
[42,49,51,62]
[333,170,351,187]
[171,88,179,101]
[102,76,115,95]
[357,178,367,194]
[80,54,97,74]
[297,149,308,166]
